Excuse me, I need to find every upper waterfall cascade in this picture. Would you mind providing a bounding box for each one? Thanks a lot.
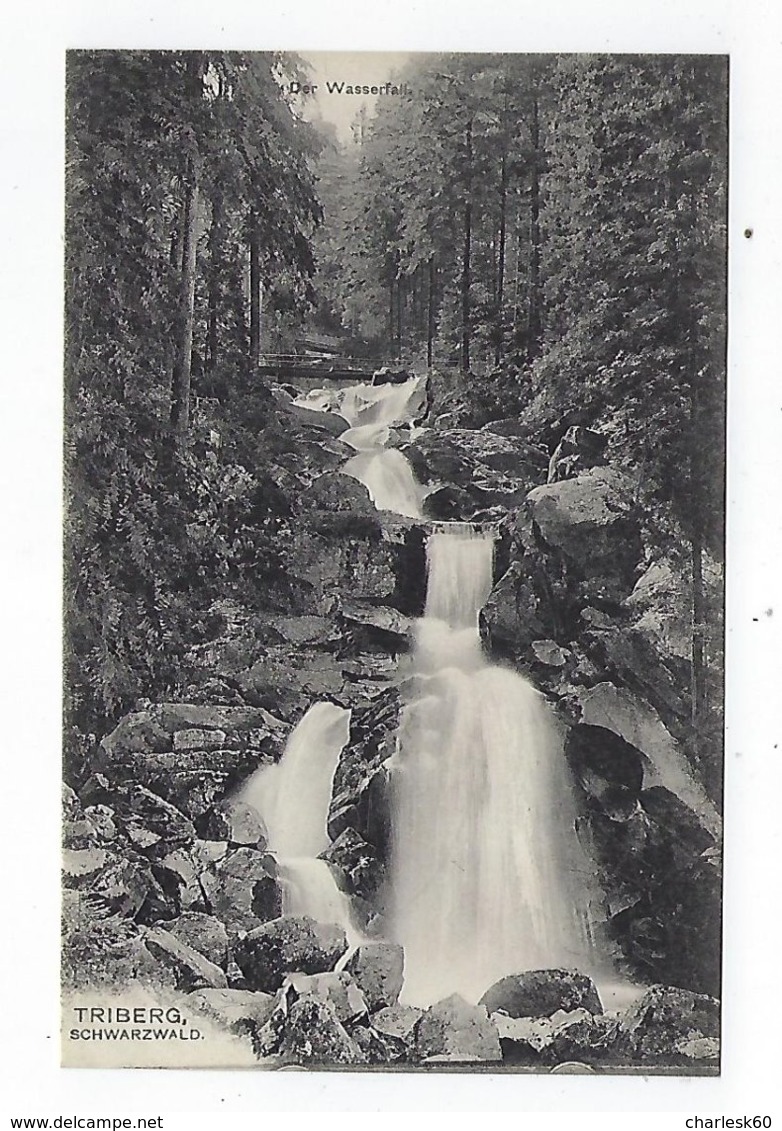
[296,376,428,519]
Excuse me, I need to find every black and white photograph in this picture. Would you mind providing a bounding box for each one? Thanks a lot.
[57,47,732,1074]
[56,50,733,1076]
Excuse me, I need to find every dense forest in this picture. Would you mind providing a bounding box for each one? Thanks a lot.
[65,50,726,736]
[63,50,728,1069]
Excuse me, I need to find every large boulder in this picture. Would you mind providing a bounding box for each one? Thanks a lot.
[480,560,550,660]
[95,706,289,820]
[618,985,720,1064]
[167,912,229,969]
[79,779,196,858]
[187,988,275,1034]
[284,970,368,1026]
[565,723,646,818]
[572,682,720,837]
[277,997,367,1066]
[339,601,412,654]
[319,828,384,905]
[200,847,282,934]
[143,925,228,991]
[415,994,502,1063]
[493,1008,618,1066]
[344,943,405,1012]
[233,916,348,993]
[197,799,267,847]
[479,969,603,1019]
[525,468,641,601]
[328,687,400,862]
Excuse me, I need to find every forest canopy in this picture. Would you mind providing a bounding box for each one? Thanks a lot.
[64,50,727,753]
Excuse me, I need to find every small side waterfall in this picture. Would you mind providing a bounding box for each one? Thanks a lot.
[239,701,359,940]
[389,526,597,1007]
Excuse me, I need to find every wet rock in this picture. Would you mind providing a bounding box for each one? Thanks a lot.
[618,984,720,1062]
[198,799,267,847]
[188,987,275,1033]
[167,912,229,968]
[200,847,282,934]
[480,560,549,658]
[339,601,412,653]
[480,969,603,1019]
[277,997,367,1066]
[281,401,350,437]
[415,994,502,1063]
[328,687,400,859]
[319,828,384,903]
[233,915,348,994]
[299,472,378,516]
[344,942,405,1012]
[422,484,474,522]
[143,925,228,991]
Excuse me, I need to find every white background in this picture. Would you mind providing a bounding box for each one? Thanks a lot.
[1,0,780,1118]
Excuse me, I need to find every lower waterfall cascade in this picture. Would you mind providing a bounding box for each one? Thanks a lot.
[389,525,599,1006]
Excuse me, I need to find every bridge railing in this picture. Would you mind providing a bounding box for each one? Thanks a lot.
[258,353,378,369]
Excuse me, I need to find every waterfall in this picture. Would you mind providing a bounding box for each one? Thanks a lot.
[239,701,358,940]
[297,375,427,518]
[389,526,597,1007]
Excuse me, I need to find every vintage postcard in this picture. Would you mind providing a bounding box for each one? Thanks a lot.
[61,48,727,1073]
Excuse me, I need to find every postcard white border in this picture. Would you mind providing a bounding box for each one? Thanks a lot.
[3,0,781,1118]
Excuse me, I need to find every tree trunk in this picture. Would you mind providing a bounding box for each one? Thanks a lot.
[170,148,201,435]
[427,257,436,369]
[396,273,403,356]
[495,147,508,365]
[691,529,707,741]
[206,191,223,372]
[249,211,262,364]
[461,118,473,374]
[528,94,542,360]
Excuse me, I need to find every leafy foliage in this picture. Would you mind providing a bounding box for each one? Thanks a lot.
[65,51,321,734]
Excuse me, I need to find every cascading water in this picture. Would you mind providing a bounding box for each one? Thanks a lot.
[278,374,624,1008]
[389,526,598,1007]
[239,701,359,942]
[297,376,427,519]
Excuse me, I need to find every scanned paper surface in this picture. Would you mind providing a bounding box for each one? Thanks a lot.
[62,50,726,1071]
